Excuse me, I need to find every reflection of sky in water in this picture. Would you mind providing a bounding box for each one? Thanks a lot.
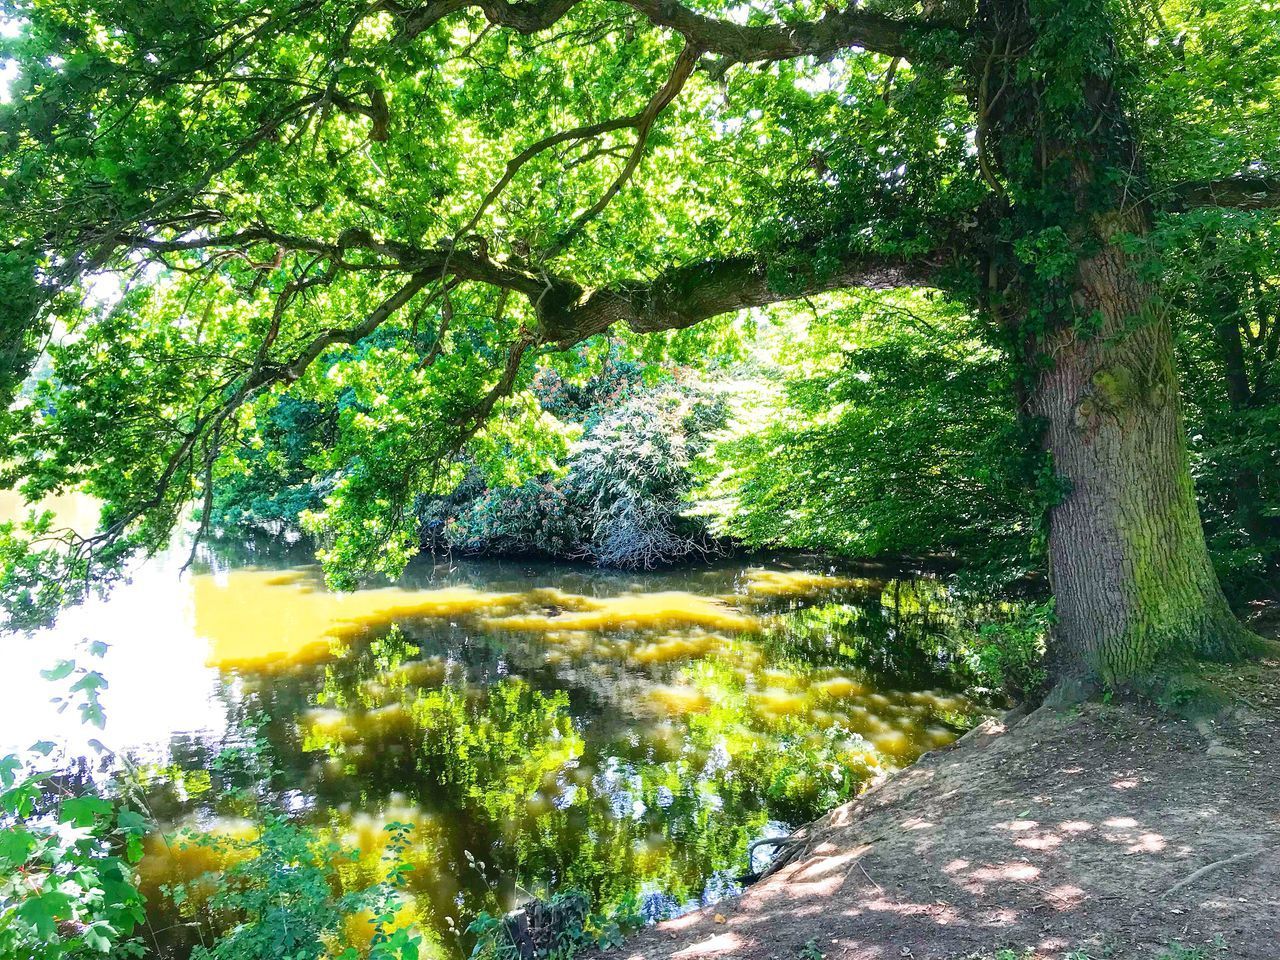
[2,494,1000,958]
[0,544,228,760]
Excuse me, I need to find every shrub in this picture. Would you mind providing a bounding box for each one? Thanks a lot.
[969,600,1053,702]
[0,757,148,959]
[169,815,421,960]
[432,384,727,569]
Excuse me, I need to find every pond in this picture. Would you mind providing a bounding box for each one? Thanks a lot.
[2,533,1001,958]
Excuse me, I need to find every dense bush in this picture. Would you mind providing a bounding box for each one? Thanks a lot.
[694,295,1049,588]
[209,394,337,536]
[430,382,728,569]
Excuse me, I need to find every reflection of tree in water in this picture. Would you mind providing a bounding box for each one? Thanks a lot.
[134,562,993,957]
[761,578,1017,689]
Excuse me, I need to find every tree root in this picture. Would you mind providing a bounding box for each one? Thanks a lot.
[1161,850,1261,899]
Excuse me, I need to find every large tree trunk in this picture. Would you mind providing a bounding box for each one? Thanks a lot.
[1031,237,1251,683]
[978,0,1257,684]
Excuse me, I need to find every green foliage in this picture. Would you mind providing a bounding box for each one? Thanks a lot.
[695,294,1045,587]
[0,0,1276,693]
[1152,210,1280,604]
[0,0,975,597]
[0,637,149,959]
[169,815,421,960]
[969,600,1053,702]
[0,760,148,959]
[436,379,726,568]
[210,394,337,535]
[0,510,98,632]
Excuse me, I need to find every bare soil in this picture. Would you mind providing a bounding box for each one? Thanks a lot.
[604,656,1280,960]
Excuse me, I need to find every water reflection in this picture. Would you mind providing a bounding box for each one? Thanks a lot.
[4,538,999,958]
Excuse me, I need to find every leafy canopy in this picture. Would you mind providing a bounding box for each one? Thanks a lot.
[0,0,1277,608]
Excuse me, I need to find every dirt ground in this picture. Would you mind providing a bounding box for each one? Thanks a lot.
[605,653,1280,960]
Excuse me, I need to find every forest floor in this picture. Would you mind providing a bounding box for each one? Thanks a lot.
[605,627,1280,960]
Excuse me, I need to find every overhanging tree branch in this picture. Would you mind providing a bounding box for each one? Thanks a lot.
[118,220,946,350]
[399,0,951,62]
[55,215,943,570]
[1168,174,1280,212]
[532,247,946,345]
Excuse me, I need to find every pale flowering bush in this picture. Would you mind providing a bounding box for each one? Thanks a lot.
[426,384,727,568]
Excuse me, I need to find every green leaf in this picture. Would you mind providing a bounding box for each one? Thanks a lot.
[18,891,73,939]
[40,659,75,681]
[83,923,114,952]
[69,671,107,693]
[61,795,113,826]
[0,825,35,866]
[29,740,56,756]
[117,809,148,834]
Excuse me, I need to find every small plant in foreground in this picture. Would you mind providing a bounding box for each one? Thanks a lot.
[468,891,643,960]
[169,815,420,960]
[0,757,148,959]
[971,599,1053,701]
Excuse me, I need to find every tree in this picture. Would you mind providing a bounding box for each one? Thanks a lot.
[1,0,1278,685]
[1147,210,1280,603]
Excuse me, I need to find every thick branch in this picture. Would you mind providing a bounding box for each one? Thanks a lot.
[120,224,549,297]
[401,0,943,62]
[118,219,945,349]
[534,247,945,345]
[1169,175,1280,212]
[621,0,924,63]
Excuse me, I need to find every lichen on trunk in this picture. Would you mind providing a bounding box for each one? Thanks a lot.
[1033,272,1257,684]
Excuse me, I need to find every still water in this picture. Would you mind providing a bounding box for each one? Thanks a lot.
[2,532,999,958]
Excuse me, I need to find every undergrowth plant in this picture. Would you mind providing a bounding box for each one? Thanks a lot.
[968,600,1054,702]
[167,815,421,960]
[466,891,642,960]
[0,643,147,958]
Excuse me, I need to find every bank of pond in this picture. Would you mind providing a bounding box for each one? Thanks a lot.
[4,541,1016,958]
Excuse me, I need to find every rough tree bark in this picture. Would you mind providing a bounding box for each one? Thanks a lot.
[1033,235,1253,682]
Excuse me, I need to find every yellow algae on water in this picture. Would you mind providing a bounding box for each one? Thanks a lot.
[485,590,757,634]
[194,568,522,671]
[815,675,868,700]
[390,657,447,688]
[631,629,725,665]
[200,570,768,672]
[304,707,356,739]
[752,687,809,716]
[870,729,914,758]
[737,567,873,598]
[645,684,710,716]
[925,725,958,748]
